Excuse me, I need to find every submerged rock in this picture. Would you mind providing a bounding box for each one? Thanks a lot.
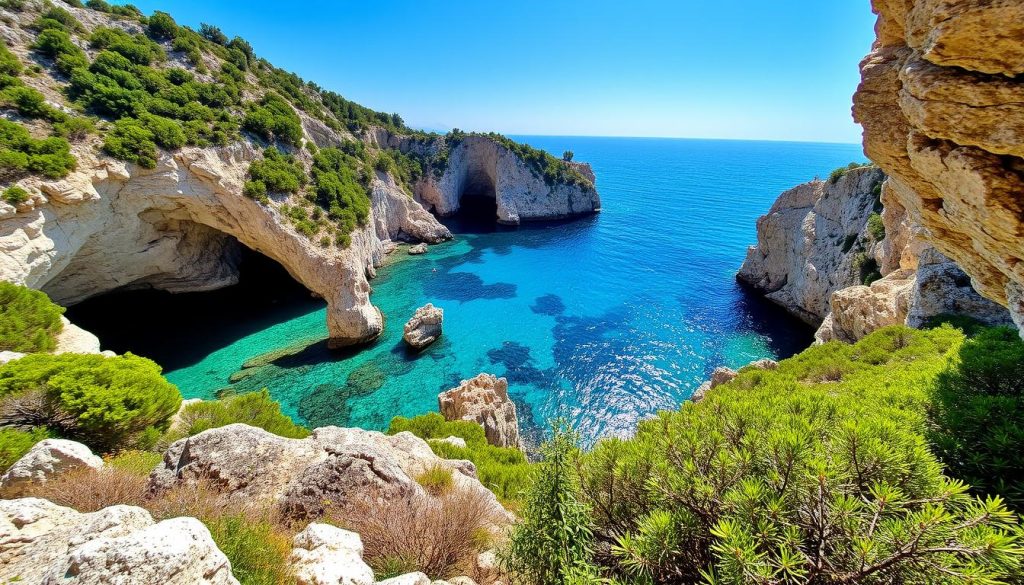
[438,373,522,449]
[0,439,103,493]
[0,498,237,584]
[408,243,428,255]
[403,304,443,349]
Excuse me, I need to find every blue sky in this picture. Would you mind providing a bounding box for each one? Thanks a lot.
[115,1,877,143]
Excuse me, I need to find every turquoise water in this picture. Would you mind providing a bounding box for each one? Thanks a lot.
[70,137,865,444]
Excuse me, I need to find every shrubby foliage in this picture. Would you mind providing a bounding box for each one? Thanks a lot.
[0,281,65,353]
[309,145,372,247]
[928,326,1024,509]
[0,352,181,452]
[388,412,532,507]
[828,161,873,184]
[168,389,309,441]
[0,427,48,473]
[505,326,1024,584]
[867,211,885,240]
[246,147,306,199]
[242,91,303,146]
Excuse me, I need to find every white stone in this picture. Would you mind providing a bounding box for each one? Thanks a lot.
[439,374,521,449]
[376,572,431,585]
[0,350,25,364]
[290,523,374,585]
[0,439,103,492]
[403,304,443,349]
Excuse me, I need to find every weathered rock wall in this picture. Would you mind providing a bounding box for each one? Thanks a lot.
[853,0,1024,335]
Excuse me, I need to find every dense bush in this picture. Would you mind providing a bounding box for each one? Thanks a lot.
[146,11,179,40]
[828,161,872,184]
[32,26,88,74]
[505,326,1024,584]
[310,145,370,245]
[2,185,28,204]
[102,117,158,168]
[247,147,305,194]
[168,389,309,441]
[0,41,21,77]
[867,211,885,241]
[205,513,295,585]
[0,281,65,353]
[0,352,181,452]
[501,422,599,585]
[242,92,303,146]
[0,119,76,179]
[0,84,64,121]
[89,26,163,65]
[928,326,1024,509]
[388,412,532,507]
[0,426,48,473]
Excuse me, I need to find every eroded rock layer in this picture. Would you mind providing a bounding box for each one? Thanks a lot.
[853,0,1024,334]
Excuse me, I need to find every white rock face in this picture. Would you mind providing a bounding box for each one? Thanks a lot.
[54,316,103,354]
[0,143,450,349]
[739,168,1011,342]
[0,439,103,493]
[416,135,600,225]
[438,374,522,449]
[150,423,508,522]
[408,243,428,255]
[377,573,431,585]
[289,523,375,585]
[0,350,25,364]
[403,304,443,349]
[0,498,238,585]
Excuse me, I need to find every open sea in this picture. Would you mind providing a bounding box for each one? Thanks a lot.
[67,137,865,445]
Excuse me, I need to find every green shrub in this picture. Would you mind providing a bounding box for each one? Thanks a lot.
[3,185,29,205]
[867,211,885,240]
[85,0,111,10]
[0,85,63,120]
[31,27,88,74]
[828,161,872,184]
[52,115,95,140]
[105,449,163,476]
[199,23,228,46]
[204,514,295,585]
[0,352,182,452]
[0,281,65,352]
[169,389,310,441]
[243,179,267,201]
[248,147,305,193]
[570,325,1023,583]
[0,41,22,76]
[0,427,49,473]
[89,26,164,65]
[146,11,179,40]
[33,6,82,33]
[501,421,600,585]
[928,326,1024,508]
[388,412,532,507]
[310,146,370,244]
[103,117,158,168]
[414,464,453,496]
[242,92,303,146]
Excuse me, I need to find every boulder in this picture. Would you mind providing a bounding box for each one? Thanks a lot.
[0,439,103,493]
[438,374,522,449]
[289,523,374,585]
[0,350,25,365]
[150,424,508,523]
[377,573,431,585]
[408,243,428,255]
[403,304,443,349]
[0,498,237,584]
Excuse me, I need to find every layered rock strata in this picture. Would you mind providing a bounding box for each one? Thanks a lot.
[853,0,1024,335]
[438,373,522,450]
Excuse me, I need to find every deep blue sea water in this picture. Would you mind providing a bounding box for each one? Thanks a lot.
[68,137,865,444]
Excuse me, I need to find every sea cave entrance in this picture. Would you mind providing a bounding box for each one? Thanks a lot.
[63,238,323,372]
[450,165,501,232]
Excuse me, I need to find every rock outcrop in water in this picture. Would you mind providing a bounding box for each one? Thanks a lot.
[438,374,522,450]
[739,167,1010,342]
[403,304,443,350]
[853,0,1024,336]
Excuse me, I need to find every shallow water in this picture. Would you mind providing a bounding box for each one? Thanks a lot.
[68,137,865,444]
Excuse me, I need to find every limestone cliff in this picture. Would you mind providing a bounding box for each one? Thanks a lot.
[853,0,1024,335]
[739,166,1010,342]
[0,3,600,348]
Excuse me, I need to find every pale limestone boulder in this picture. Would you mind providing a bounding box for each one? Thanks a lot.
[150,424,507,522]
[0,350,25,365]
[0,439,103,492]
[54,316,103,355]
[439,374,522,449]
[403,304,443,349]
[408,243,428,255]
[290,523,374,585]
[0,498,237,585]
[853,0,1024,337]
[377,573,431,585]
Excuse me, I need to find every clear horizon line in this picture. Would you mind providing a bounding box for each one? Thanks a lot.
[412,128,865,147]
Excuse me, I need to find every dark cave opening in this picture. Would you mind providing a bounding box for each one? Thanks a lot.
[444,168,503,233]
[63,241,323,371]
